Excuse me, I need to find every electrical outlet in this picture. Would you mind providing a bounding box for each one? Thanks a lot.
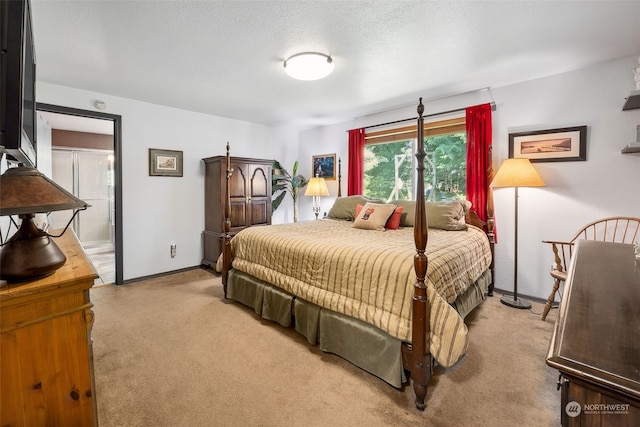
[170,243,176,258]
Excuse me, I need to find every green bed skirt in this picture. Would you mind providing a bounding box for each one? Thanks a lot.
[226,268,490,388]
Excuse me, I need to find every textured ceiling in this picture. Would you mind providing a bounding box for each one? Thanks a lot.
[31,1,640,130]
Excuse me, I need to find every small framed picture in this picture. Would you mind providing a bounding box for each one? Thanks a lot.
[509,126,587,162]
[149,148,183,176]
[312,153,336,180]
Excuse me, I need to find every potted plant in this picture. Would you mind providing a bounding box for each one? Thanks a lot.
[272,160,308,222]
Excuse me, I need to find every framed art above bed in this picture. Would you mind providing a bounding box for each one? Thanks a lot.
[312,153,336,180]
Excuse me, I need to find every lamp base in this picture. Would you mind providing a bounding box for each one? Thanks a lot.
[0,215,67,282]
[500,295,532,309]
[312,206,321,220]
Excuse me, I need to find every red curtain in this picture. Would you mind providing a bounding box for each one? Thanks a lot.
[465,103,493,223]
[347,128,365,195]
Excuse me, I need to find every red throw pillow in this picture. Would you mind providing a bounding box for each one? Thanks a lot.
[385,206,403,230]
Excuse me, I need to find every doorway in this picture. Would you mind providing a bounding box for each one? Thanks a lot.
[37,103,123,285]
[50,148,115,284]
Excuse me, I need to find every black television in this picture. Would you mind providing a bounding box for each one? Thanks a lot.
[1,0,37,167]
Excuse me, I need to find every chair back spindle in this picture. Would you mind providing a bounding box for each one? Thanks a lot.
[541,216,640,321]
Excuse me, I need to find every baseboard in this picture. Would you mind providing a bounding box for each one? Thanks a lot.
[121,265,207,285]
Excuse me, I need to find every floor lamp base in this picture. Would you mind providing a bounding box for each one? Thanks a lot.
[500,295,532,309]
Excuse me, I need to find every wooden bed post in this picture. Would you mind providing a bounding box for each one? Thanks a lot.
[337,157,342,197]
[221,142,232,298]
[411,98,430,411]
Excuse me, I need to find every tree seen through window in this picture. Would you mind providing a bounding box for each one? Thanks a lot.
[363,132,466,202]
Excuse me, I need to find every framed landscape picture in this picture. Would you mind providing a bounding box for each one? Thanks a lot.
[312,153,336,179]
[149,148,183,176]
[509,126,587,162]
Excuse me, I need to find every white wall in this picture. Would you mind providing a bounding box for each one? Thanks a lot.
[36,82,284,281]
[298,55,640,300]
[491,56,640,299]
[270,124,303,224]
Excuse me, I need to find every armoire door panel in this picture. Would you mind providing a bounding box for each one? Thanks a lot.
[250,200,269,226]
[250,167,269,198]
[229,166,247,198]
[230,201,247,228]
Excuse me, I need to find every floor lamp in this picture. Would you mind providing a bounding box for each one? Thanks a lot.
[490,158,545,309]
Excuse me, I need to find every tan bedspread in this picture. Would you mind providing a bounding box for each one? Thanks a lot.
[229,219,492,367]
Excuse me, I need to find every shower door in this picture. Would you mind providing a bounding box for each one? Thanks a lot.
[50,149,114,249]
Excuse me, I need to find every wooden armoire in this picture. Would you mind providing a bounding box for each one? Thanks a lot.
[201,156,272,267]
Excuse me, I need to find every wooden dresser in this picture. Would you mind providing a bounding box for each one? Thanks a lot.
[546,240,640,426]
[201,156,272,267]
[1,230,99,426]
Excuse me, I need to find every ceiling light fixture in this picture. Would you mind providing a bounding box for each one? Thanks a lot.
[283,52,334,81]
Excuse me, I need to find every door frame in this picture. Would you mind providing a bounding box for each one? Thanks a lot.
[37,103,124,285]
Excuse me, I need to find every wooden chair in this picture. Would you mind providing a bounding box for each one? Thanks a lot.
[540,216,640,321]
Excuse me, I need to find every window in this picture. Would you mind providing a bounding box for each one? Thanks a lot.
[363,117,466,202]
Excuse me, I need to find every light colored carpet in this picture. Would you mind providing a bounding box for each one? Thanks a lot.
[90,269,560,426]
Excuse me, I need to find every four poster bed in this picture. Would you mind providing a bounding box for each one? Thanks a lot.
[220,99,495,410]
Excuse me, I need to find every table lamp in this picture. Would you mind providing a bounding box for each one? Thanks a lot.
[304,177,329,220]
[0,164,88,282]
[490,158,545,309]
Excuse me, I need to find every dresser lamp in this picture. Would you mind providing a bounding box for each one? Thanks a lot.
[490,158,545,309]
[0,164,88,282]
[304,177,329,220]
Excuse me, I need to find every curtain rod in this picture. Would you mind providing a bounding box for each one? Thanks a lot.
[363,102,496,131]
[350,86,497,131]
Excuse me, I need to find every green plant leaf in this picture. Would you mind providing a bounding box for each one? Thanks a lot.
[272,191,286,212]
[271,159,307,214]
[272,182,288,193]
[296,175,309,188]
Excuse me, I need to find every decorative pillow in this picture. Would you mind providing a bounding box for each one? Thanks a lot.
[327,195,384,221]
[426,201,468,231]
[352,203,397,231]
[355,203,363,219]
[355,204,404,230]
[385,206,403,230]
[390,199,468,230]
[391,200,416,227]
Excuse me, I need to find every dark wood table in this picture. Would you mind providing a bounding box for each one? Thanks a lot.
[547,240,640,426]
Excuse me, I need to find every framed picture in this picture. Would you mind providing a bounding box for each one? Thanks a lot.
[312,153,336,180]
[509,126,587,162]
[149,148,183,176]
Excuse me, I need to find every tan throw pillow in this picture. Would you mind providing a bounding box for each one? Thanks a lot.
[352,203,397,231]
[426,201,468,231]
[327,195,385,220]
[390,199,468,230]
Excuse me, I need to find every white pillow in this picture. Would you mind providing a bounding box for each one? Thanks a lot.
[352,203,397,231]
